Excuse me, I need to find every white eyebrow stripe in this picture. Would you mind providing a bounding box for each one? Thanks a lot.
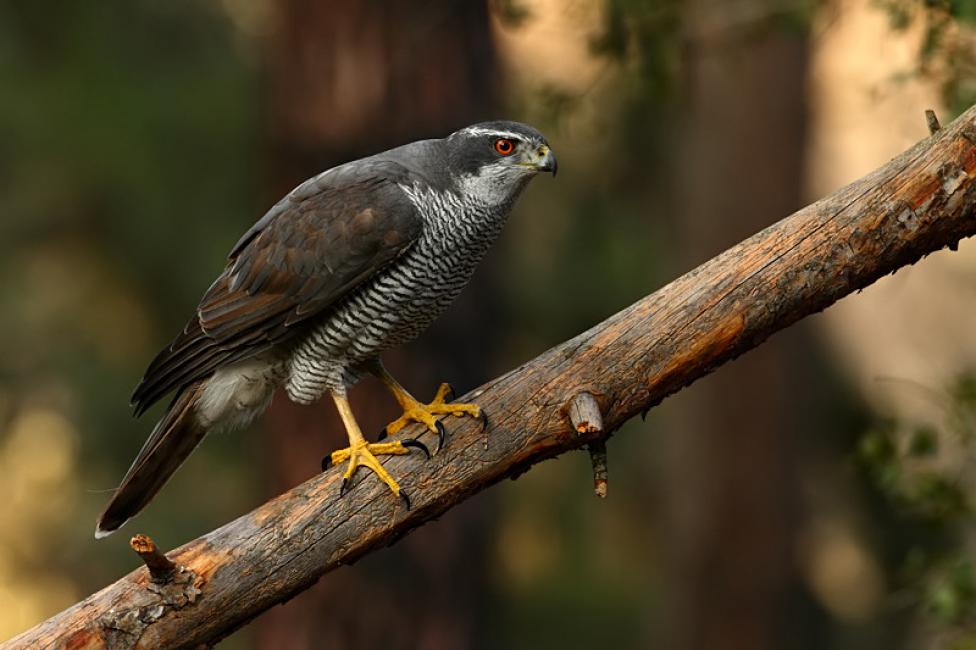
[457,127,529,140]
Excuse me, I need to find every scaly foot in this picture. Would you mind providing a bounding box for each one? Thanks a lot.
[322,439,429,509]
[379,383,486,450]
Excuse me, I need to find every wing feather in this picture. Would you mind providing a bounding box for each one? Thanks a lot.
[131,161,422,415]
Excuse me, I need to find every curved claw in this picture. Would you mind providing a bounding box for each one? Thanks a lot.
[339,477,350,498]
[377,427,388,441]
[435,420,447,453]
[402,438,431,460]
[443,383,455,401]
[321,455,332,472]
[399,489,411,510]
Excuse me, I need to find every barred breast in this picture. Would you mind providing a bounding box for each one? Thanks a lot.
[285,186,509,404]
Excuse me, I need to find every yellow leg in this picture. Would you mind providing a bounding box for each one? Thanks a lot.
[372,363,486,450]
[325,390,429,508]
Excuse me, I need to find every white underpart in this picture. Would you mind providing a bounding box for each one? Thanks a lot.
[454,164,531,206]
[284,178,520,403]
[196,355,282,432]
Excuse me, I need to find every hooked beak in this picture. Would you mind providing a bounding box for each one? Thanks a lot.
[534,144,558,177]
[517,144,557,177]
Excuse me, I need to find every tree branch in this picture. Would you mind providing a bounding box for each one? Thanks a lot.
[8,104,976,649]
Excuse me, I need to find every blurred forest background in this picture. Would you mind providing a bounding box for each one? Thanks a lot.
[3,0,976,648]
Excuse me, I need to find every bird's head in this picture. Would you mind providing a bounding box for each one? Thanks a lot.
[444,120,556,205]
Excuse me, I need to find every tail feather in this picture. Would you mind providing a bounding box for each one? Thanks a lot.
[96,382,207,538]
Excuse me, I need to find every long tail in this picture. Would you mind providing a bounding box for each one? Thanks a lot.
[96,382,207,539]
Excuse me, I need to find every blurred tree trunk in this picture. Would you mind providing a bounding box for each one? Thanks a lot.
[664,7,809,650]
[256,2,498,648]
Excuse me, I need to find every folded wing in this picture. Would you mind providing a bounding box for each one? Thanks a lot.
[130,161,423,415]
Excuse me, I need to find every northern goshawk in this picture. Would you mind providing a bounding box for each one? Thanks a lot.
[96,121,556,538]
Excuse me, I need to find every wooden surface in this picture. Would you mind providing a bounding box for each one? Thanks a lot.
[8,106,976,649]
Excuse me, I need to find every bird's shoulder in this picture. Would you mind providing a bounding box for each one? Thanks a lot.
[229,157,427,261]
[208,158,427,332]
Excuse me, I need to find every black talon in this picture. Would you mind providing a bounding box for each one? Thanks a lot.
[321,455,332,472]
[377,427,388,441]
[399,490,411,510]
[402,438,431,460]
[339,477,350,498]
[435,420,447,453]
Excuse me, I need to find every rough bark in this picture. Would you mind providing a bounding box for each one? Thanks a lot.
[8,105,976,649]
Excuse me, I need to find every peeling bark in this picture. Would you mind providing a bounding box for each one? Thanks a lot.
[7,105,976,649]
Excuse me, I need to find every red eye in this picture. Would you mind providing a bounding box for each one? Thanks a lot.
[494,138,515,155]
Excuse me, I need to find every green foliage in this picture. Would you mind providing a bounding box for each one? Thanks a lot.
[589,0,817,94]
[877,0,976,114]
[0,0,260,600]
[491,0,533,27]
[591,0,682,97]
[928,558,976,624]
[857,373,976,638]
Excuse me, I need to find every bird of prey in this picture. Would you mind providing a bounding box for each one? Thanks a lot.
[95,121,556,538]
